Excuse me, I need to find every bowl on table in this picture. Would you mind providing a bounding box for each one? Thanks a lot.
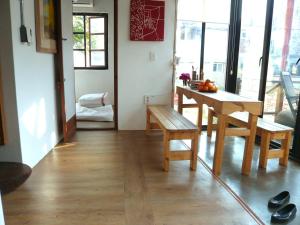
[197,80,218,93]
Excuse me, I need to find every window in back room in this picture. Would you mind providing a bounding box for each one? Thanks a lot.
[73,13,108,70]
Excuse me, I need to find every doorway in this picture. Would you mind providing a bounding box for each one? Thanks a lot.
[72,2,117,130]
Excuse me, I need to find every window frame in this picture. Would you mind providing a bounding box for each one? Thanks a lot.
[73,12,108,70]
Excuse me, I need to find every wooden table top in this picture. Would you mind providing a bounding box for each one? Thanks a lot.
[177,86,263,115]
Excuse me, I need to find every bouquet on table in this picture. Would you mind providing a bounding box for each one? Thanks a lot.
[179,73,191,86]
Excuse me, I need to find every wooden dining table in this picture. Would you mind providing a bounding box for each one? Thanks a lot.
[176,86,262,176]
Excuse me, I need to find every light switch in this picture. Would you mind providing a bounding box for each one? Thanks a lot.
[149,51,156,62]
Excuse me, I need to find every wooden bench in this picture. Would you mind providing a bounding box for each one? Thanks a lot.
[146,105,199,171]
[207,109,293,168]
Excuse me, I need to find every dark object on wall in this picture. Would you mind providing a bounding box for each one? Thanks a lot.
[130,0,165,41]
[0,162,32,195]
[19,0,28,43]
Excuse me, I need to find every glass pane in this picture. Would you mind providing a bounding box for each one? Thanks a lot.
[175,20,202,79]
[90,17,105,33]
[236,0,267,99]
[203,23,229,90]
[73,16,84,33]
[91,51,105,66]
[263,0,300,134]
[73,34,85,49]
[73,51,85,67]
[177,0,230,24]
[86,49,90,67]
[91,35,105,50]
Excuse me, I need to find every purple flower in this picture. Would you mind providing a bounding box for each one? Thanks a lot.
[179,73,191,81]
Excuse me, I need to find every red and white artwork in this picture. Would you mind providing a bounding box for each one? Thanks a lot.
[130,0,165,41]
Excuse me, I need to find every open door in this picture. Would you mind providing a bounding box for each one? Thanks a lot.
[54,0,77,142]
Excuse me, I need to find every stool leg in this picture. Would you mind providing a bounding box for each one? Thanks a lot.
[259,132,271,169]
[163,132,170,171]
[279,131,291,167]
[207,109,214,137]
[190,132,199,171]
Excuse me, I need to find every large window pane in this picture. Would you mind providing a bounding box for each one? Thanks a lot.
[90,17,105,33]
[73,51,85,67]
[203,23,229,90]
[91,35,105,50]
[263,0,300,133]
[73,16,84,33]
[73,34,85,49]
[91,51,105,66]
[236,0,267,99]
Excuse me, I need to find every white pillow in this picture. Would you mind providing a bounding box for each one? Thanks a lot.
[79,93,108,108]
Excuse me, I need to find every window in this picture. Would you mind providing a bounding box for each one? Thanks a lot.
[73,13,108,69]
[212,62,224,73]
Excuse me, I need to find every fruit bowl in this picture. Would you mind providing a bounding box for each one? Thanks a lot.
[197,79,218,93]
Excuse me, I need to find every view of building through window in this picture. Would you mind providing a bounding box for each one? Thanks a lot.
[174,0,230,124]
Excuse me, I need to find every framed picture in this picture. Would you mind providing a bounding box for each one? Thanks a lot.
[130,0,165,41]
[34,0,57,53]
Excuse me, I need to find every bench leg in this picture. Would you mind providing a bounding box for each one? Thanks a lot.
[163,132,170,171]
[242,114,258,175]
[259,131,271,169]
[190,132,199,171]
[279,131,291,167]
[207,108,214,137]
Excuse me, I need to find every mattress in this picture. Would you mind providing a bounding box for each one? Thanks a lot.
[76,103,114,122]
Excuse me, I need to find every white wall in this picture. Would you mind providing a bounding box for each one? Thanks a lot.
[74,0,115,104]
[9,0,59,168]
[0,0,22,162]
[118,0,176,130]
[62,1,76,121]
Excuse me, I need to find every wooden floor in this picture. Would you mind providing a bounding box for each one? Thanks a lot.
[3,131,259,225]
[76,121,115,130]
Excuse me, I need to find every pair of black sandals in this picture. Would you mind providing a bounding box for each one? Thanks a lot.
[268,191,297,223]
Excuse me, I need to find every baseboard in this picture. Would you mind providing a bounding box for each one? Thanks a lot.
[65,115,76,141]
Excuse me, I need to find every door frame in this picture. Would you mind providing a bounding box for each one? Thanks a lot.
[55,0,67,141]
[55,0,119,139]
[114,0,118,130]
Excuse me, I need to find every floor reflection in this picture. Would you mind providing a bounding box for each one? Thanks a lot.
[198,131,300,225]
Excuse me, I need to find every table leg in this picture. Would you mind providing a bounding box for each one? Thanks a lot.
[178,92,183,115]
[241,114,258,175]
[197,103,203,134]
[212,114,227,176]
[146,108,151,133]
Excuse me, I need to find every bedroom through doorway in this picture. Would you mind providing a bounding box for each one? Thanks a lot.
[72,0,116,130]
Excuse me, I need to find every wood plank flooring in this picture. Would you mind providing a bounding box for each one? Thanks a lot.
[3,131,259,225]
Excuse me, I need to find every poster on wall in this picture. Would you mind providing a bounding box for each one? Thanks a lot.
[130,0,165,41]
[34,0,57,53]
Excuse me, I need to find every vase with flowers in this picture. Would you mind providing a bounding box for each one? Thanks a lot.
[179,73,191,86]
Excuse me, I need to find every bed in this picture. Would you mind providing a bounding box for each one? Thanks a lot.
[76,103,114,122]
